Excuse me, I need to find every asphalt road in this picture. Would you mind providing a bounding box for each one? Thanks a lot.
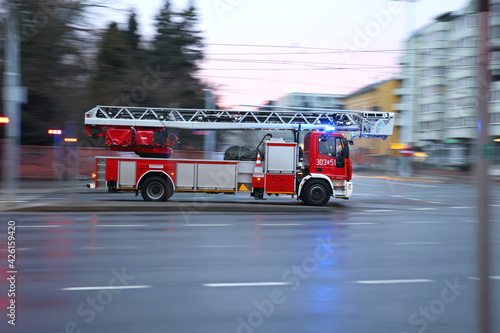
[0,176,499,333]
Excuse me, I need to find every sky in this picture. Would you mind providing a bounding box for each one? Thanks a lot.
[106,0,472,108]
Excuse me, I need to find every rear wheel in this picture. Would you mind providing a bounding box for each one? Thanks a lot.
[141,176,173,202]
[302,179,331,206]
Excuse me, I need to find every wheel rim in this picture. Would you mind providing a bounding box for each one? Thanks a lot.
[309,185,326,201]
[147,182,164,199]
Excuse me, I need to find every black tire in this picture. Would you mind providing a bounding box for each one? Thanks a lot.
[141,176,172,202]
[302,179,332,206]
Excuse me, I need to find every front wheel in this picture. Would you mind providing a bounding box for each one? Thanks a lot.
[141,176,173,202]
[302,179,332,206]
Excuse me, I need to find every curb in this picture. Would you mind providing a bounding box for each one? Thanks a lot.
[1,200,341,214]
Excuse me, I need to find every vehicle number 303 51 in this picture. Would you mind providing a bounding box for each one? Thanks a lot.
[316,158,334,166]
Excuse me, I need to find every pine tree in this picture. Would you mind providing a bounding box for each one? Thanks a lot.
[127,10,140,51]
[149,0,205,108]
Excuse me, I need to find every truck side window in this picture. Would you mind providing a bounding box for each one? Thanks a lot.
[318,137,335,157]
[336,138,343,158]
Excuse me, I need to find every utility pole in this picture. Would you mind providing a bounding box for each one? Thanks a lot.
[2,0,23,207]
[477,1,491,333]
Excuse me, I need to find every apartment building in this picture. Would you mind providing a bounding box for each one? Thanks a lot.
[396,0,500,168]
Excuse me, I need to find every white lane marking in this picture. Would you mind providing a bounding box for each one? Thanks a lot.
[363,209,394,213]
[426,201,442,204]
[467,276,500,281]
[449,207,473,209]
[407,198,421,201]
[402,220,442,224]
[335,222,377,225]
[183,224,233,227]
[354,279,434,284]
[0,248,31,251]
[198,245,250,248]
[81,246,140,250]
[62,285,152,291]
[258,223,304,226]
[464,220,477,223]
[410,208,437,211]
[398,183,438,188]
[0,201,27,203]
[96,225,147,227]
[204,282,291,287]
[393,242,440,245]
[17,225,62,228]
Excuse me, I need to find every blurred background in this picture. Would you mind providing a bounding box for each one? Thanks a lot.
[1,0,499,180]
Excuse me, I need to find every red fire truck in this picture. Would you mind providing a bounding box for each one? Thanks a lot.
[85,106,394,206]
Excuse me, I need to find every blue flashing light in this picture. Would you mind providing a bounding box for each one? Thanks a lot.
[325,126,335,132]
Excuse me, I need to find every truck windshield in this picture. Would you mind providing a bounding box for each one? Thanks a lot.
[318,136,336,157]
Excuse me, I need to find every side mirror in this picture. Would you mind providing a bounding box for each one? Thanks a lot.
[342,138,348,146]
[343,145,350,158]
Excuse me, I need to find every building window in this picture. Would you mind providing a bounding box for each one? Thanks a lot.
[490,113,500,124]
[454,14,477,30]
[420,103,445,114]
[446,116,476,128]
[449,77,476,90]
[491,3,500,16]
[450,97,477,108]
[422,85,446,95]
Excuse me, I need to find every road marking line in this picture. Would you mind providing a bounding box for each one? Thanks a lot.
[403,221,443,224]
[204,282,291,287]
[393,242,440,245]
[467,276,500,280]
[0,200,27,203]
[184,224,233,227]
[410,208,437,211]
[354,279,434,284]
[464,220,477,223]
[102,223,148,227]
[355,175,437,183]
[449,207,473,209]
[0,248,31,251]
[258,223,304,226]
[198,245,250,248]
[17,225,62,228]
[335,222,377,225]
[426,201,442,204]
[62,285,152,291]
[81,246,141,250]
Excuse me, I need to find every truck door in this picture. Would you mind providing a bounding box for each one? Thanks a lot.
[314,134,345,179]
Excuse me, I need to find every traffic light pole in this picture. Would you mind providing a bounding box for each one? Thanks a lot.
[2,0,22,207]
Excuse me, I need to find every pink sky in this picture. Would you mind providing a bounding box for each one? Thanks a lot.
[109,0,471,108]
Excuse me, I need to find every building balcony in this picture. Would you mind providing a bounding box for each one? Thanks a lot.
[444,127,476,140]
[392,102,412,111]
[392,87,411,96]
[415,130,444,142]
